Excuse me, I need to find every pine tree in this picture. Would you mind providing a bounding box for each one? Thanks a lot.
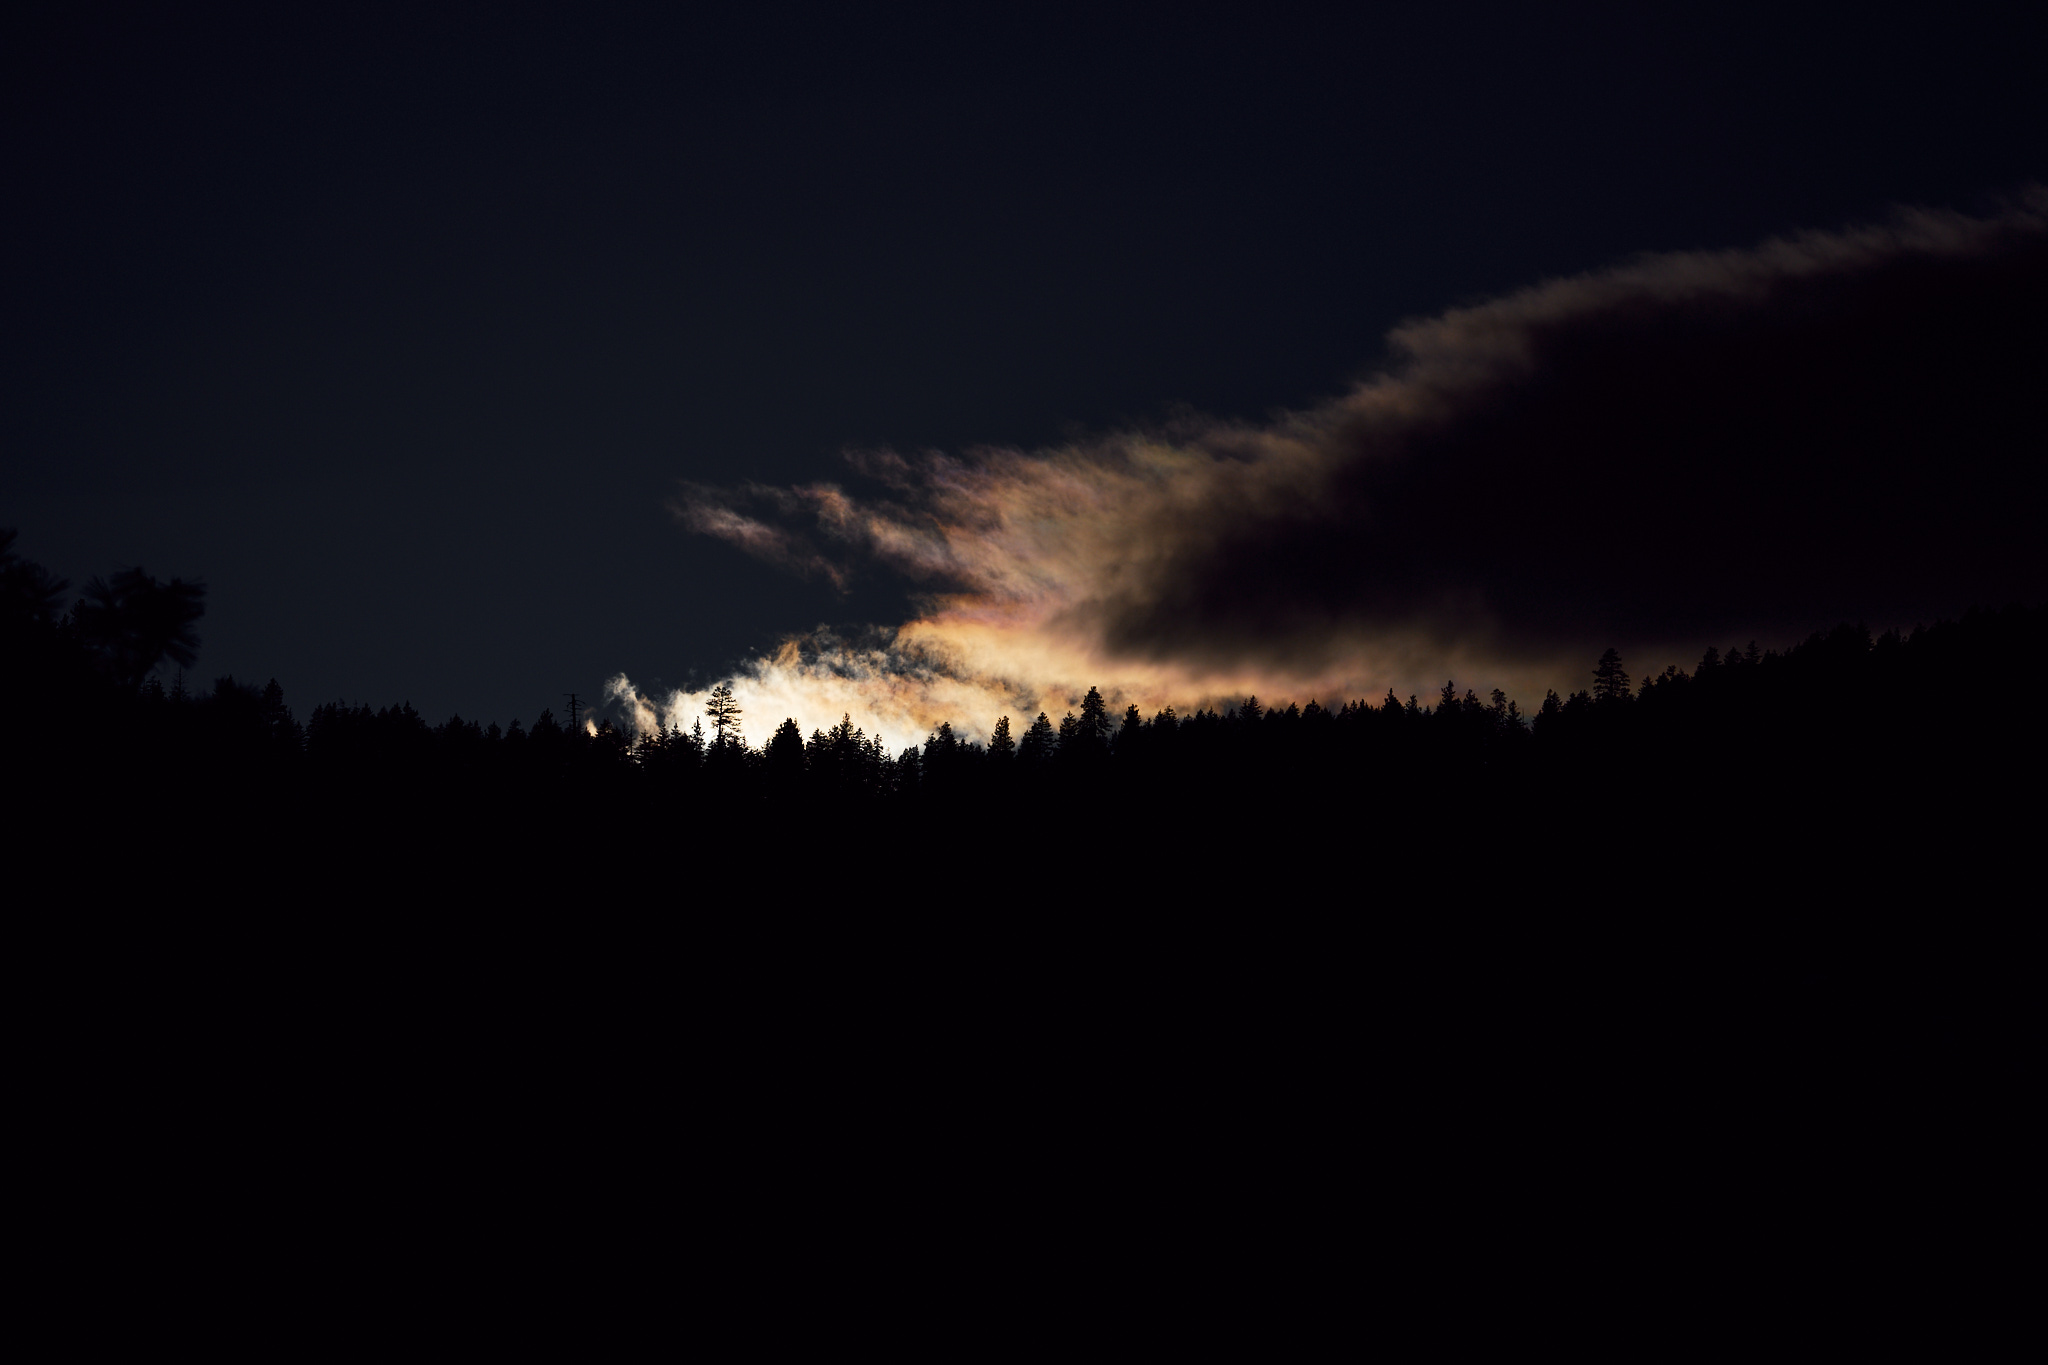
[1078,686,1110,748]
[765,717,806,794]
[988,714,1015,761]
[705,682,744,747]
[261,678,301,754]
[71,566,206,691]
[0,529,69,631]
[1592,649,1631,703]
[1019,711,1057,764]
[1489,688,1513,733]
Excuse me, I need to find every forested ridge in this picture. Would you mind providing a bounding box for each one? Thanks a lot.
[10,529,2036,1283]
[8,528,2042,872]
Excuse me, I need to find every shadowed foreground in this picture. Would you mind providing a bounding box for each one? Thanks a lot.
[7,529,2032,1352]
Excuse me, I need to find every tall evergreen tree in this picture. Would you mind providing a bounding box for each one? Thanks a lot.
[261,678,300,752]
[705,682,744,747]
[1078,686,1110,749]
[0,528,68,630]
[1018,712,1056,765]
[1592,649,1631,703]
[765,717,807,794]
[71,566,206,692]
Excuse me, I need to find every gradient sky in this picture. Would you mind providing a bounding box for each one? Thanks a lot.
[5,5,2045,726]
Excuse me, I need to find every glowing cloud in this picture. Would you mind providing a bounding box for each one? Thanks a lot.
[615,195,2048,742]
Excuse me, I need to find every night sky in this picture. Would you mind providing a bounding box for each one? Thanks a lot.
[7,5,2045,728]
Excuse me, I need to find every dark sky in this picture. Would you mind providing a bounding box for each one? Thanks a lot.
[5,4,2044,723]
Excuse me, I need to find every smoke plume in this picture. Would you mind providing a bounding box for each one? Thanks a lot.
[616,195,2048,744]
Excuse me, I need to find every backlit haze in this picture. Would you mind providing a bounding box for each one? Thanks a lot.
[610,198,2048,748]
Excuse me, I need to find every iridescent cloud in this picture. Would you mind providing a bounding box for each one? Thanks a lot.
[619,194,2048,744]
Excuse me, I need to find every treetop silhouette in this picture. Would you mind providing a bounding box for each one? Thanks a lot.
[705,682,743,747]
[70,566,207,693]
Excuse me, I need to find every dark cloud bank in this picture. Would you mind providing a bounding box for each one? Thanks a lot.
[1099,196,2048,669]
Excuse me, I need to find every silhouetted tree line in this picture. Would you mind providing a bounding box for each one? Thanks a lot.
[8,529,2043,844]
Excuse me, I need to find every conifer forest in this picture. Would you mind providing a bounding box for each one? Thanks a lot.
[10,528,2039,896]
